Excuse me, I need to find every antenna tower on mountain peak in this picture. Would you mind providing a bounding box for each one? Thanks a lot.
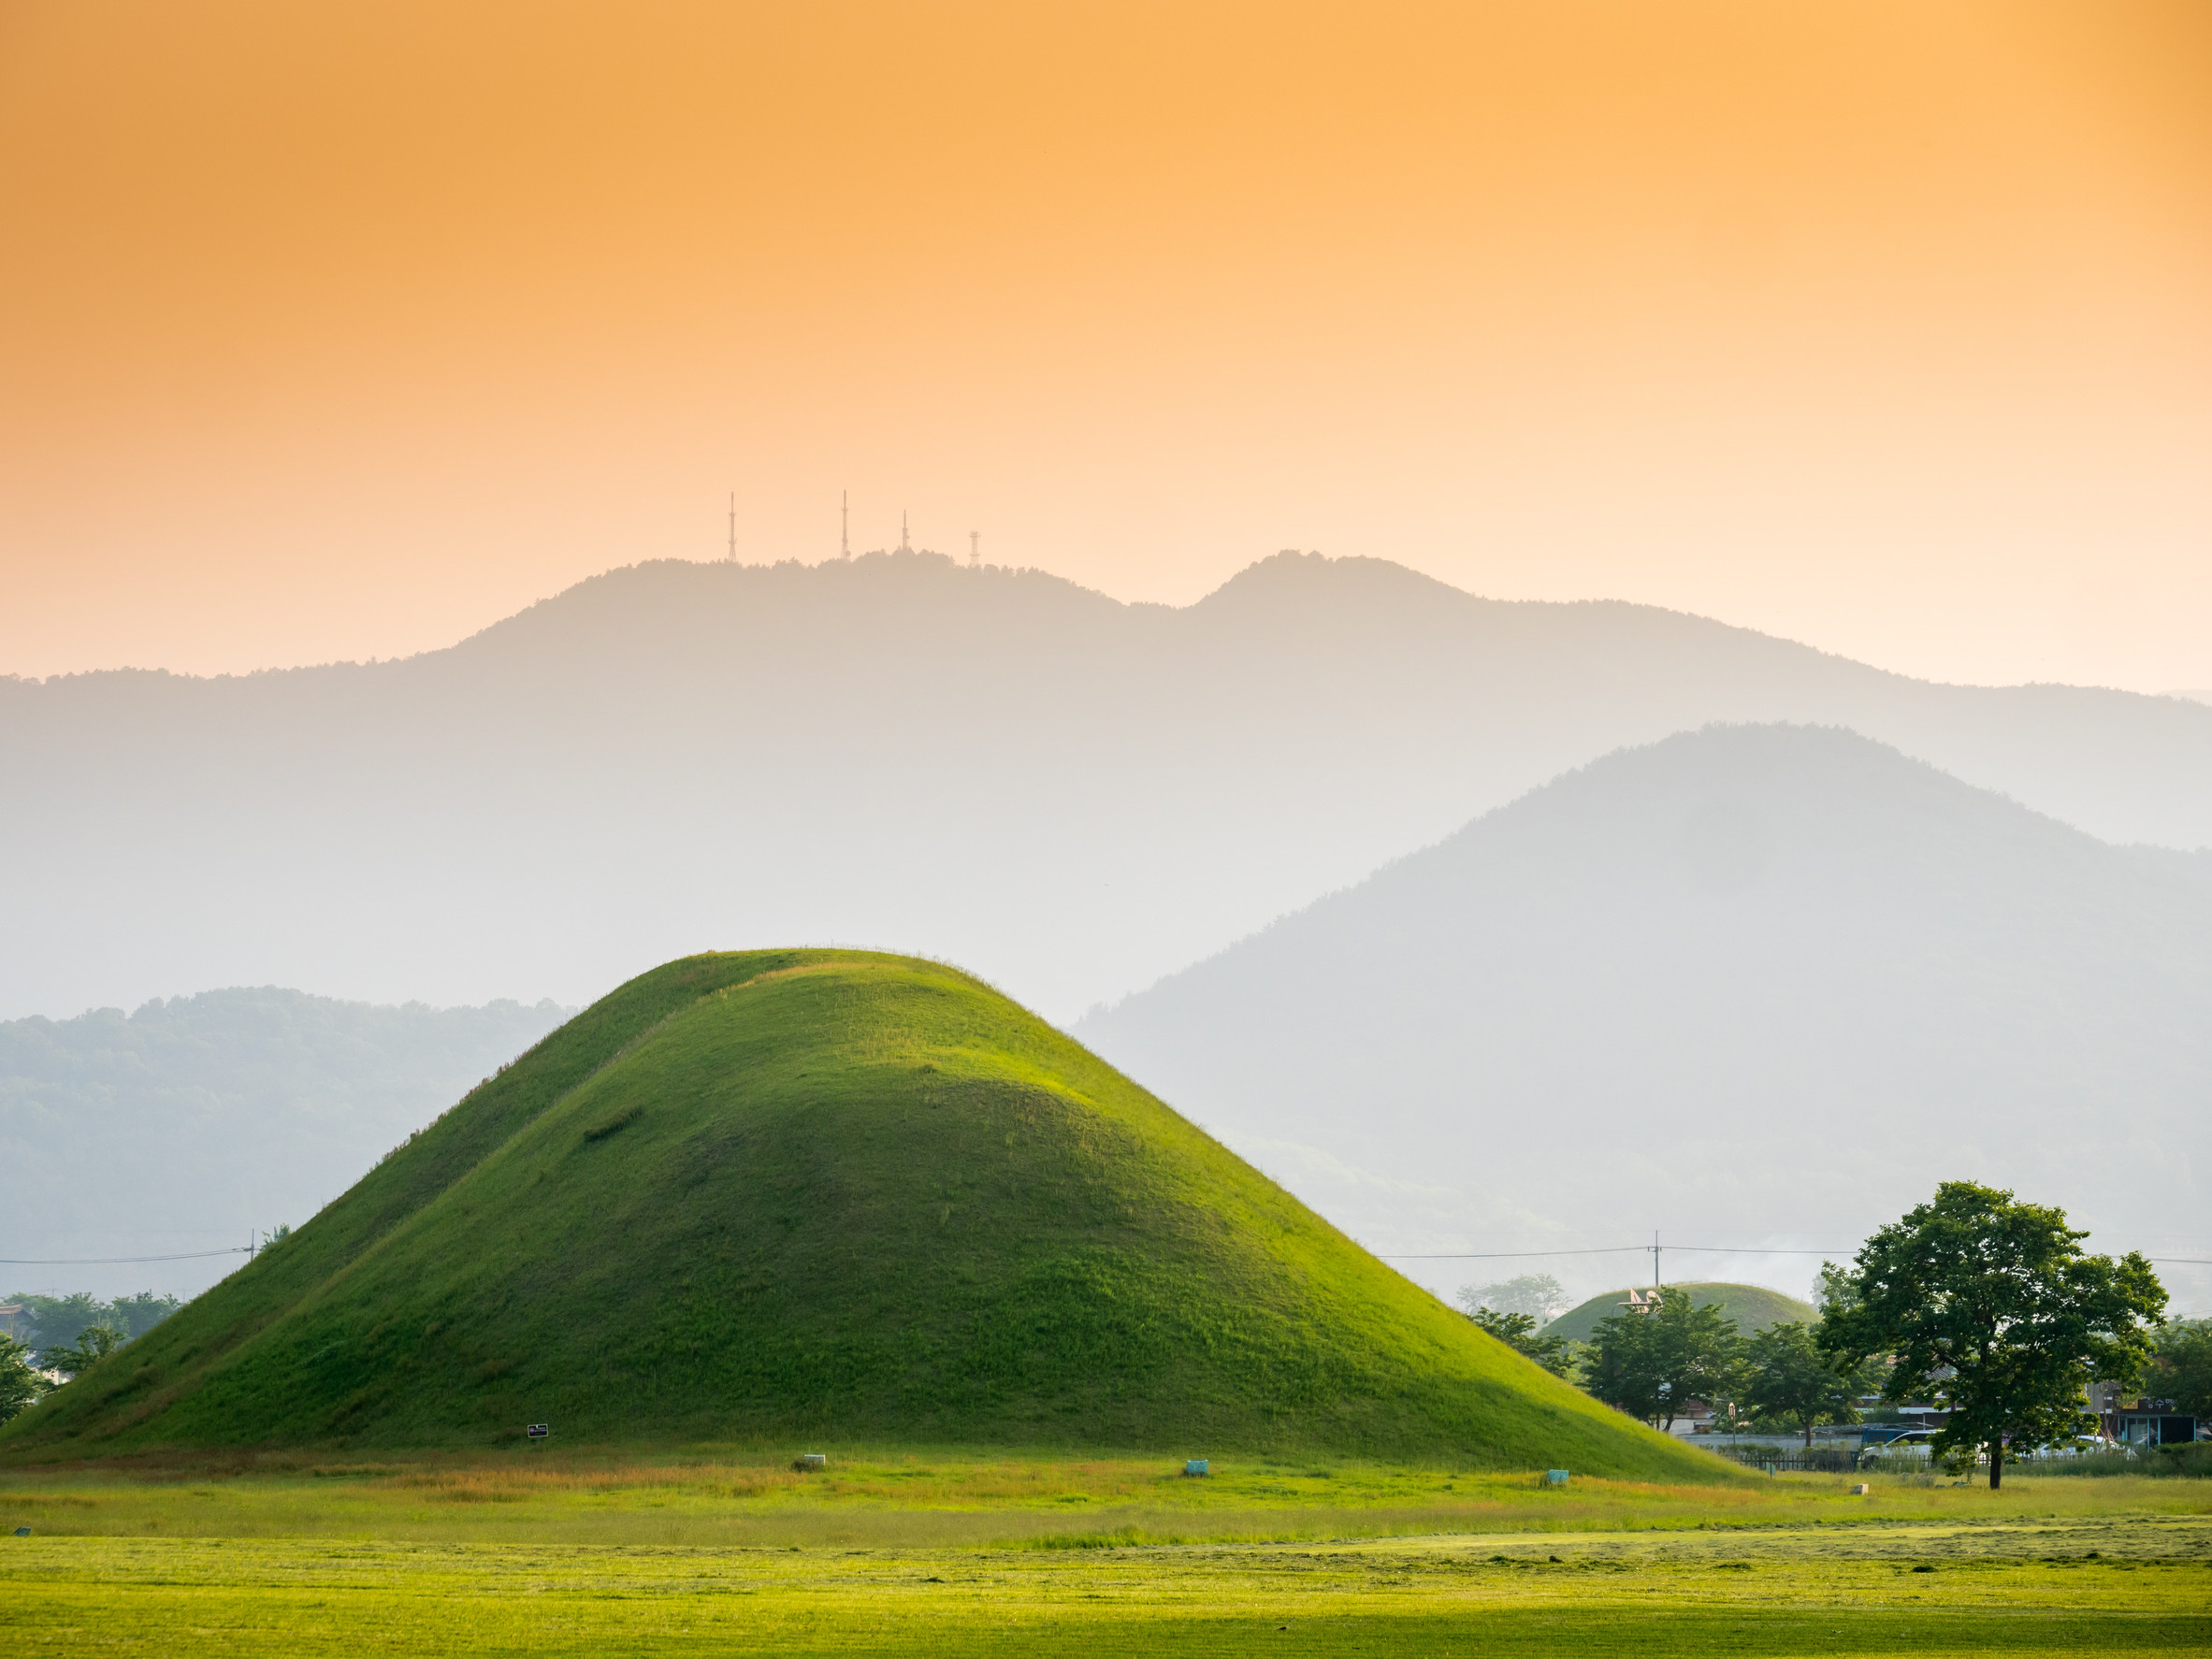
[841,490,850,559]
[969,530,979,567]
[727,492,736,564]
[899,511,911,555]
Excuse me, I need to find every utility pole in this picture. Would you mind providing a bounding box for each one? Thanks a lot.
[1651,1229,1662,1290]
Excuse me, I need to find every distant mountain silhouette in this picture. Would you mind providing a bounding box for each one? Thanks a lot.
[1077,725,2212,1306]
[5,552,2209,1022]
[1,989,568,1297]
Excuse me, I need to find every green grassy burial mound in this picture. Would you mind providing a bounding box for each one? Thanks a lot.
[1544,1283,1817,1346]
[2,951,1720,1476]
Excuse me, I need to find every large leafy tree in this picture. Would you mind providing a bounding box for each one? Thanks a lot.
[1458,1274,1570,1325]
[1817,1182,2165,1490]
[0,1334,51,1425]
[1582,1291,1742,1431]
[1743,1320,1875,1448]
[2151,1320,2212,1419]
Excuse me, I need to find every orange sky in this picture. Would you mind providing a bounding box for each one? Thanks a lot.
[2,0,2207,687]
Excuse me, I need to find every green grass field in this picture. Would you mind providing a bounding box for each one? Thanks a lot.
[1,1455,2205,1656]
[8,950,2204,1651]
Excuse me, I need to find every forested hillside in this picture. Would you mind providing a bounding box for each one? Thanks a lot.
[1,988,568,1298]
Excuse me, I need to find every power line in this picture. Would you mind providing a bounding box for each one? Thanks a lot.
[1383,1247,1654,1261]
[0,1248,252,1266]
[1381,1245,1852,1261]
[1389,1248,2212,1262]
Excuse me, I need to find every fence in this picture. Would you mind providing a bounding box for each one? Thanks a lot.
[1703,1442,2209,1479]
[1702,1445,1866,1474]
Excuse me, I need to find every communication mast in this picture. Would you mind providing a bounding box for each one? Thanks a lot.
[969,530,979,567]
[727,493,736,564]
[841,490,850,559]
[899,511,912,555]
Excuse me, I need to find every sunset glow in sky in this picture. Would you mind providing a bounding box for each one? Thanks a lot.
[3,0,2207,688]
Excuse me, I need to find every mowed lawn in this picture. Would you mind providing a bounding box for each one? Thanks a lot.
[2,1456,2206,1656]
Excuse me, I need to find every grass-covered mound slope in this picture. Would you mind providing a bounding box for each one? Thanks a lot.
[1544,1283,1817,1346]
[3,952,1718,1476]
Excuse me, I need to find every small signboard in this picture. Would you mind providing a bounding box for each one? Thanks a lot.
[527,1423,550,1443]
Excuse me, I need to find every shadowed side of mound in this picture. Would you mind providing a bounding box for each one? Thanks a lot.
[2,951,1724,1480]
[0,950,809,1461]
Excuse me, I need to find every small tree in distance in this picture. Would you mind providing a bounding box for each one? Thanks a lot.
[0,1333,51,1424]
[1743,1320,1874,1448]
[4,1291,180,1350]
[1458,1274,1570,1325]
[1817,1181,2165,1490]
[1466,1307,1574,1378]
[41,1324,124,1382]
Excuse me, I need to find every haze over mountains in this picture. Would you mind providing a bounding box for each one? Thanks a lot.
[6,552,2209,1028]
[1077,725,2212,1315]
[1,989,568,1297]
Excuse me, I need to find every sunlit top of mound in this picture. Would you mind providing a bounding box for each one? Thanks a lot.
[3,951,1719,1475]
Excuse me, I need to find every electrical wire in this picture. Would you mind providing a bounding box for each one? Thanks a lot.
[1381,1245,1849,1260]
[1381,1245,2211,1263]
[1383,1246,1655,1260]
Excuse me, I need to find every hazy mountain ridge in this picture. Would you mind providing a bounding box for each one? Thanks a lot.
[1075,724,2211,1308]
[0,988,571,1296]
[5,551,2209,1024]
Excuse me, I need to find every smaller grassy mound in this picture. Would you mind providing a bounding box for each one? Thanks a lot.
[1543,1283,1815,1346]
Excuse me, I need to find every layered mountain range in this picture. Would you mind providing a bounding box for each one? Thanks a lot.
[1077,724,2212,1306]
[6,552,2208,1024]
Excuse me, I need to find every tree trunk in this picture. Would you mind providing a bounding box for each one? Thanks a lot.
[1988,1438,2002,1491]
[1803,1421,1814,1450]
